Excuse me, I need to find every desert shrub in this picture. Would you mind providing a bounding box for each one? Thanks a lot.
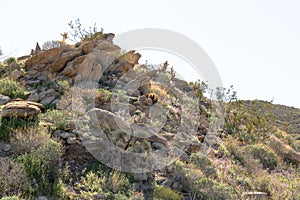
[0,78,27,99]
[0,117,38,141]
[96,88,111,104]
[40,109,70,130]
[57,80,71,93]
[76,171,104,198]
[0,158,29,197]
[72,166,132,200]
[15,140,62,196]
[247,144,278,170]
[190,154,217,178]
[190,80,211,108]
[42,40,62,50]
[215,85,237,102]
[154,186,182,200]
[107,170,129,193]
[252,174,272,195]
[67,18,104,43]
[224,137,246,165]
[191,178,233,200]
[11,127,49,155]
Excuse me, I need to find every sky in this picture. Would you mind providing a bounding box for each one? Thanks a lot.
[1,0,299,108]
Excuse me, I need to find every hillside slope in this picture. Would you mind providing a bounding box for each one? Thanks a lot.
[0,34,299,200]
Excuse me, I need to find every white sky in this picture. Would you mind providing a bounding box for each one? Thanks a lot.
[1,0,299,108]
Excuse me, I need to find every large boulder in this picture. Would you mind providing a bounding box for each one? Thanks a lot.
[1,100,44,118]
[74,41,121,82]
[25,48,63,70]
[47,48,82,73]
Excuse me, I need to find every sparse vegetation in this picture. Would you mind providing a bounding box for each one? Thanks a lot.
[42,40,63,50]
[1,26,300,200]
[67,18,104,43]
[40,109,70,130]
[154,186,182,200]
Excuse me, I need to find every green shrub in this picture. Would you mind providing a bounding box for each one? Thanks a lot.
[154,186,182,200]
[190,154,217,178]
[0,78,27,99]
[0,117,38,141]
[192,178,233,200]
[15,140,62,196]
[57,80,70,93]
[97,88,111,102]
[40,110,69,130]
[224,138,246,166]
[68,164,133,200]
[75,171,105,199]
[247,144,278,170]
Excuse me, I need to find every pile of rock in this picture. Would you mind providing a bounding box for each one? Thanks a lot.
[15,34,141,107]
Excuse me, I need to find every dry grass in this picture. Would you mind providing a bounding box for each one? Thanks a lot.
[149,83,170,102]
[11,126,50,155]
[107,170,128,192]
[0,158,29,197]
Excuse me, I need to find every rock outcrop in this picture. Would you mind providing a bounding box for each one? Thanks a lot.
[21,35,141,106]
[1,100,44,118]
[270,135,300,164]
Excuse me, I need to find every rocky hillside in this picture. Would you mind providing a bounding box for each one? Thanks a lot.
[0,33,299,200]
[272,103,300,135]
